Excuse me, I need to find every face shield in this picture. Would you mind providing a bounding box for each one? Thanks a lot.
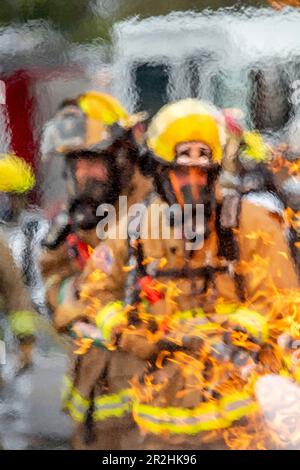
[154,141,220,244]
[42,93,145,231]
[63,150,121,230]
[63,126,140,231]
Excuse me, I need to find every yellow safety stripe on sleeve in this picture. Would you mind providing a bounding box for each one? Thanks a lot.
[93,389,133,421]
[228,309,268,342]
[191,322,220,333]
[8,310,37,337]
[213,305,268,342]
[95,301,127,344]
[132,391,258,436]
[172,308,206,322]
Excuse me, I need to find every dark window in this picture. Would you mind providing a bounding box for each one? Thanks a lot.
[134,63,170,118]
[249,67,292,132]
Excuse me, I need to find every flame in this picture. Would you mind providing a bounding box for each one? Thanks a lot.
[73,202,300,449]
[269,0,300,9]
[284,208,300,232]
[73,338,93,355]
[245,230,275,246]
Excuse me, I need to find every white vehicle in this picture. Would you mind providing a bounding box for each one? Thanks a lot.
[112,8,300,134]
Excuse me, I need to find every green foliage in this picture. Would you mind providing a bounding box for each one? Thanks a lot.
[0,0,265,43]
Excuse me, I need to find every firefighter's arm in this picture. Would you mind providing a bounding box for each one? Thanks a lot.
[238,199,299,301]
[0,237,36,340]
[40,243,81,310]
[68,238,128,340]
[40,243,86,331]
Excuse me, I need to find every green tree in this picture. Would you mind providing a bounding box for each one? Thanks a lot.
[0,0,266,43]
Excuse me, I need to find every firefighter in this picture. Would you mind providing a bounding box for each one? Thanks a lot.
[40,91,152,449]
[71,99,299,450]
[265,120,300,276]
[40,91,147,330]
[0,154,37,373]
[125,99,300,448]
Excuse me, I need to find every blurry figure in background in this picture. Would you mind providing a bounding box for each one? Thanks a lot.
[0,154,38,373]
[0,155,48,316]
[265,118,300,276]
[220,128,281,228]
[220,127,300,279]
[40,91,146,329]
[39,91,151,449]
[72,99,299,450]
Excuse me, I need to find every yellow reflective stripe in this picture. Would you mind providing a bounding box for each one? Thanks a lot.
[61,380,90,424]
[294,367,300,383]
[94,388,132,406]
[215,302,239,315]
[96,301,123,328]
[93,389,133,421]
[61,375,73,405]
[133,391,257,436]
[221,392,258,421]
[95,301,127,343]
[133,402,229,435]
[191,322,219,333]
[62,382,133,423]
[173,308,206,321]
[65,402,86,423]
[228,309,268,342]
[71,389,90,409]
[93,405,131,421]
[102,312,126,343]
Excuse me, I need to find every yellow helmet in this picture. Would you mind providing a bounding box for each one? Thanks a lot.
[42,91,146,158]
[0,154,35,194]
[79,91,130,127]
[147,99,225,163]
[242,131,270,163]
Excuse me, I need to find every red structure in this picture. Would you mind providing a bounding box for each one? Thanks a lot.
[4,70,37,169]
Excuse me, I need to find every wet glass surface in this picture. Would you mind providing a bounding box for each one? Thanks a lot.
[1,0,300,450]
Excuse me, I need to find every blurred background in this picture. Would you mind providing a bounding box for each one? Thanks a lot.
[1,1,300,207]
[0,0,300,450]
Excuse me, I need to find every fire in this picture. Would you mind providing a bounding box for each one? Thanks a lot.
[72,219,300,449]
